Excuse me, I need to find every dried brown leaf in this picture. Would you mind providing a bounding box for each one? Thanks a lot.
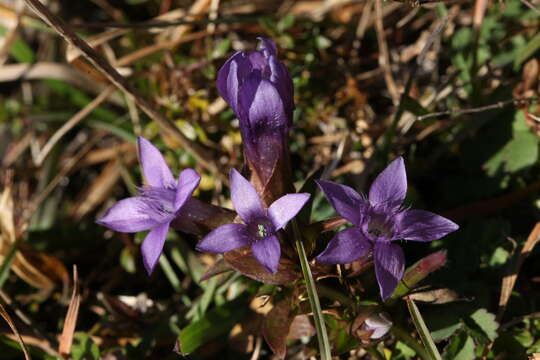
[262,299,294,359]
[59,265,80,357]
[498,222,540,320]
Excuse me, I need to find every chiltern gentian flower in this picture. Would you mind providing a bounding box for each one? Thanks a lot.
[316,157,458,299]
[217,38,293,184]
[196,168,309,274]
[96,137,200,275]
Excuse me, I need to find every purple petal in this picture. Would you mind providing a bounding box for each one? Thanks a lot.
[96,197,158,232]
[251,235,281,274]
[174,168,200,210]
[369,157,407,208]
[248,51,266,70]
[268,193,310,230]
[196,223,251,253]
[316,227,372,264]
[216,52,250,114]
[316,180,366,226]
[268,57,294,125]
[395,209,459,242]
[141,221,170,275]
[137,137,175,188]
[374,242,405,300]
[229,168,265,223]
[257,37,277,56]
[240,78,287,135]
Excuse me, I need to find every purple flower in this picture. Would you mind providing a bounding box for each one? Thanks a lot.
[316,157,458,299]
[217,38,293,183]
[96,137,200,275]
[196,168,309,274]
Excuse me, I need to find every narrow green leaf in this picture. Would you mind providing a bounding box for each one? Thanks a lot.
[158,254,181,292]
[514,31,540,69]
[293,221,332,360]
[406,297,442,360]
[177,295,248,355]
[0,239,20,290]
[402,95,429,116]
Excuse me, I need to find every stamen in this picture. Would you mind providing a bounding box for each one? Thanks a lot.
[247,216,275,240]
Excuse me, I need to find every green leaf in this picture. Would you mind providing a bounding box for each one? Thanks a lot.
[403,96,429,116]
[0,26,35,63]
[488,247,509,267]
[394,341,417,360]
[211,38,231,59]
[71,333,100,360]
[315,35,331,50]
[406,297,442,360]
[119,247,136,274]
[177,295,248,355]
[514,31,540,69]
[277,14,295,32]
[484,110,539,175]
[0,239,20,290]
[466,308,499,343]
[443,331,475,360]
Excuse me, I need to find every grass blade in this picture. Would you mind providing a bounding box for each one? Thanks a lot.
[406,296,442,360]
[293,221,332,360]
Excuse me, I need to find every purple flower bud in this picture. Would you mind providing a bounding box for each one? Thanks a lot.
[361,313,393,339]
[217,38,294,191]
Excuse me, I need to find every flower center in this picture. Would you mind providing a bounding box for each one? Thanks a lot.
[247,217,274,240]
[367,214,393,240]
[139,187,176,220]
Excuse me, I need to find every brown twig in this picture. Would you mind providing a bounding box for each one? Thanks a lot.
[0,303,31,360]
[497,222,540,321]
[374,0,400,104]
[416,97,538,121]
[23,0,218,174]
[482,222,540,359]
[442,178,540,221]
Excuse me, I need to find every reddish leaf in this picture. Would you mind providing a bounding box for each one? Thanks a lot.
[262,300,294,359]
[224,247,300,285]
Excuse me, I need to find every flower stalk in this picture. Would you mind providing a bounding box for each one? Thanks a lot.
[292,220,332,360]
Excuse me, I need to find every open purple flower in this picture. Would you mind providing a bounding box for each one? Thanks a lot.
[217,38,293,183]
[96,137,200,275]
[316,157,458,299]
[196,168,309,274]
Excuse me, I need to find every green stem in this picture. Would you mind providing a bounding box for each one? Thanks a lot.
[293,221,332,360]
[392,325,431,360]
[317,283,354,307]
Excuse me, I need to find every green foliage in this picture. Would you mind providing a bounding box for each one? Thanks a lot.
[177,295,249,355]
[442,331,475,360]
[484,111,539,176]
[71,333,100,360]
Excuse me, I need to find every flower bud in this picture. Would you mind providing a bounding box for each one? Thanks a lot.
[217,38,294,203]
[361,313,393,340]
